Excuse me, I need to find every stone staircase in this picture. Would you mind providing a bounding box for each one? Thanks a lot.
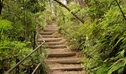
[38,23,85,74]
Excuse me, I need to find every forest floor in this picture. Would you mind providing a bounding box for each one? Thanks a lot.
[38,23,85,74]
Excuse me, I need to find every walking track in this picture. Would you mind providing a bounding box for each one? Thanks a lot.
[38,23,85,74]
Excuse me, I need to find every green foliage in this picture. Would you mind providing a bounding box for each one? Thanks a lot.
[0,0,48,73]
[35,12,47,29]
[24,0,46,13]
[1,0,37,41]
[55,0,126,74]
[95,63,109,74]
[0,40,32,73]
[0,41,31,60]
[0,19,12,31]
[95,50,126,74]
[0,19,12,40]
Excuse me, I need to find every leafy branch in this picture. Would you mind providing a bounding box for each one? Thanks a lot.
[53,0,85,23]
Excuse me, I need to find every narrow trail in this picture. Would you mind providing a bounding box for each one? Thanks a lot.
[38,23,85,74]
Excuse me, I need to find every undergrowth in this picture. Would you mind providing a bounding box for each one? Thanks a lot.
[55,0,126,74]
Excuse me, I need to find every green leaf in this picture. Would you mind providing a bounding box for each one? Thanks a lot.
[107,58,126,74]
[0,20,12,31]
[96,64,109,74]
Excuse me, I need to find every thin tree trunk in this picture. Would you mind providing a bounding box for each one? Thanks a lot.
[78,0,85,8]
[54,0,85,23]
[0,0,3,15]
[115,0,126,20]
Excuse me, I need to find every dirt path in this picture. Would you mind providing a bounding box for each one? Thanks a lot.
[38,23,85,74]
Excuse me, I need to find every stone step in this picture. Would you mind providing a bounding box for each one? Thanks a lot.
[52,32,60,35]
[45,26,58,30]
[45,42,64,45]
[45,48,69,52]
[44,38,62,42]
[45,25,57,27]
[39,31,53,35]
[46,45,67,49]
[52,71,85,74]
[38,38,62,42]
[46,25,56,27]
[45,58,81,64]
[51,66,83,71]
[41,35,61,38]
[43,29,58,32]
[41,24,84,74]
[50,64,83,71]
[48,52,76,57]
[46,25,57,27]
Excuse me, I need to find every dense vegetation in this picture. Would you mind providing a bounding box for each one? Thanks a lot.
[53,0,126,74]
[0,0,126,74]
[0,0,48,73]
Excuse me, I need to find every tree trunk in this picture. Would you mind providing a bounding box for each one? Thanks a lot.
[54,0,85,23]
[78,0,85,8]
[0,0,3,15]
[79,0,90,8]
